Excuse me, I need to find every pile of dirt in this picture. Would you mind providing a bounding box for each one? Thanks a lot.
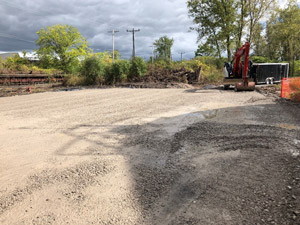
[256,85,281,99]
[116,82,194,89]
[133,67,201,84]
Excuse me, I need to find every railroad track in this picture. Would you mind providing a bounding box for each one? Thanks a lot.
[0,74,64,85]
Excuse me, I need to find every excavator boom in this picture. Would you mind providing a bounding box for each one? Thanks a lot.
[224,42,255,91]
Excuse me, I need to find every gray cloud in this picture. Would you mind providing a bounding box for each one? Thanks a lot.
[0,0,198,60]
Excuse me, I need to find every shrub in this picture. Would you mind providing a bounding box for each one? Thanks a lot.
[153,59,173,70]
[106,60,130,84]
[81,56,105,84]
[128,57,146,80]
[202,72,223,83]
[197,56,224,69]
[0,57,4,71]
[293,60,300,77]
[4,55,29,70]
[38,55,54,69]
[4,57,16,70]
[32,66,43,74]
[64,75,85,86]
[16,64,30,73]
[250,56,272,63]
[178,59,202,72]
[289,77,300,102]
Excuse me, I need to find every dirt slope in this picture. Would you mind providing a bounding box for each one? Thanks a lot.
[0,88,299,224]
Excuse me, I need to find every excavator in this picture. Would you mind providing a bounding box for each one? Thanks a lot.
[223,42,255,91]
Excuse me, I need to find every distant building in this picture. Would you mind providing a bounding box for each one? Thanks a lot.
[0,52,39,62]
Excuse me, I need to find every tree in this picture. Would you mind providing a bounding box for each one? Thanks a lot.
[265,1,300,75]
[153,36,174,61]
[235,0,248,49]
[251,23,267,56]
[187,0,236,61]
[248,0,274,44]
[195,42,218,57]
[265,12,282,60]
[36,24,90,73]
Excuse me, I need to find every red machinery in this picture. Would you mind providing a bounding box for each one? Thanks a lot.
[224,42,255,91]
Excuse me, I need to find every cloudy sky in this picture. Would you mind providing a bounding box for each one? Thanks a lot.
[0,0,297,60]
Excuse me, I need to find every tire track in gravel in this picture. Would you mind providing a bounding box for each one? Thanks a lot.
[2,88,298,224]
[0,160,113,216]
[119,115,300,224]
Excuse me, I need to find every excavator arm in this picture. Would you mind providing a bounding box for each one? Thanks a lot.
[224,42,255,91]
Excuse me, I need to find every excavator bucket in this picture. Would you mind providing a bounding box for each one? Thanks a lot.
[235,81,255,92]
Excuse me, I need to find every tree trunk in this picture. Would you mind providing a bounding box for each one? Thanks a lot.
[248,20,253,45]
[227,36,231,61]
[237,0,246,49]
[290,41,295,77]
[212,29,222,59]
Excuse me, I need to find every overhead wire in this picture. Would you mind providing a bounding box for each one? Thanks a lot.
[0,33,35,43]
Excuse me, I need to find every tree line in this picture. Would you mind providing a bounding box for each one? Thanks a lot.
[35,24,176,74]
[188,0,300,76]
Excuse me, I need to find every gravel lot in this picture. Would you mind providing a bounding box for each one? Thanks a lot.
[0,87,299,224]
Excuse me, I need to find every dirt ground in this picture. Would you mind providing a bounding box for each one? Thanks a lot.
[0,84,64,98]
[0,87,299,224]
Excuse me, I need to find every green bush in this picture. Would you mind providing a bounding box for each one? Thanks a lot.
[153,59,173,70]
[38,55,55,69]
[293,60,300,77]
[64,75,85,86]
[202,72,223,83]
[67,58,81,74]
[0,57,4,71]
[80,56,105,84]
[16,64,30,73]
[128,57,146,80]
[4,55,29,70]
[196,56,224,69]
[178,59,201,72]
[107,60,130,84]
[250,56,272,63]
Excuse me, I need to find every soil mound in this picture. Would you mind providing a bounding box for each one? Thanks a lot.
[133,67,201,84]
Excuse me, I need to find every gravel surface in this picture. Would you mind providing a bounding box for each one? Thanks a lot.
[0,88,299,224]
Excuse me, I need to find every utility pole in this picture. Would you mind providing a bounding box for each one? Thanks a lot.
[127,28,140,58]
[179,52,185,61]
[108,29,119,63]
[149,45,155,64]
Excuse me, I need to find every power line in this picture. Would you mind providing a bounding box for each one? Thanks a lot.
[0,33,35,43]
[108,29,119,63]
[127,28,140,58]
